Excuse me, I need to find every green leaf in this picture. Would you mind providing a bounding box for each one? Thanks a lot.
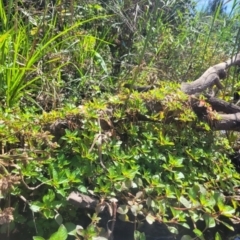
[56,189,66,197]
[193,229,205,240]
[168,226,178,234]
[175,171,184,180]
[215,232,222,240]
[179,196,191,208]
[214,192,225,210]
[65,222,76,236]
[220,221,234,231]
[221,205,235,217]
[43,189,55,203]
[188,185,200,201]
[146,213,155,224]
[30,204,41,212]
[205,195,216,209]
[117,205,129,215]
[134,230,146,240]
[189,211,200,222]
[43,209,54,219]
[179,223,190,229]
[55,213,63,225]
[77,185,88,193]
[199,185,207,195]
[118,214,129,222]
[200,193,208,205]
[165,185,176,198]
[33,237,45,240]
[94,52,108,74]
[130,204,142,216]
[49,224,68,240]
[203,213,216,228]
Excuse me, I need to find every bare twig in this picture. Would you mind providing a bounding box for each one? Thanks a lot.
[89,118,108,171]
[20,171,50,190]
[19,195,38,234]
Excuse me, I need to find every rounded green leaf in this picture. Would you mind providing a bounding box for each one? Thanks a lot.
[168,226,178,234]
[203,213,216,228]
[65,222,76,236]
[49,224,68,240]
[55,213,63,225]
[117,205,129,215]
[30,204,41,213]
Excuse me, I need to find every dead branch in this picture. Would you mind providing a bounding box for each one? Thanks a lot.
[181,52,240,95]
[43,52,240,133]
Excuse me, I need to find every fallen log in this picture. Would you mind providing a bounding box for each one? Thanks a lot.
[45,52,240,134]
[180,52,240,131]
[181,52,240,95]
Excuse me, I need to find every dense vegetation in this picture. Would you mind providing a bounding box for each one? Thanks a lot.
[1,0,240,239]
